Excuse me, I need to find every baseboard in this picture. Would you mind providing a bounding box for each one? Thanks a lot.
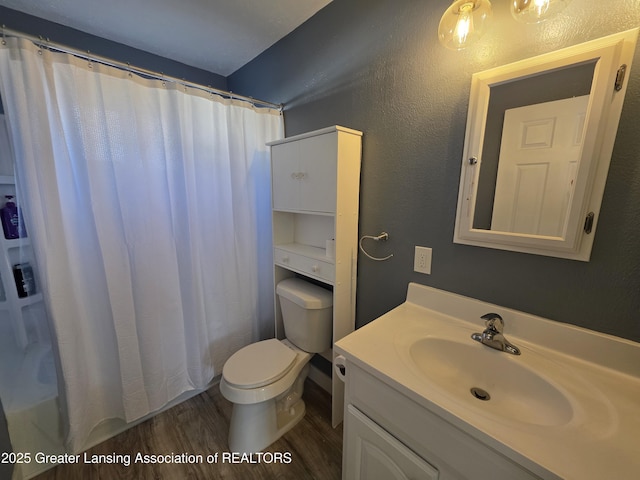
[307,364,331,394]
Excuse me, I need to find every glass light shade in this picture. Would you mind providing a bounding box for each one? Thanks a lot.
[511,0,571,23]
[438,0,493,50]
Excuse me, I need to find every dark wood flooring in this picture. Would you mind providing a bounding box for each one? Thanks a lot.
[35,379,343,480]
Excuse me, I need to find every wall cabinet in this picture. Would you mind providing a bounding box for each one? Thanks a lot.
[268,125,362,426]
[271,132,338,213]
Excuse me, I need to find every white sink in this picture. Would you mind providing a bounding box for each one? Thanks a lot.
[335,283,640,479]
[408,336,573,427]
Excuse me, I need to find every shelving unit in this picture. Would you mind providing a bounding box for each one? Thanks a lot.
[268,125,362,427]
[0,175,43,349]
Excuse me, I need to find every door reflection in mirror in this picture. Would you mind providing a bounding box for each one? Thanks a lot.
[472,61,596,236]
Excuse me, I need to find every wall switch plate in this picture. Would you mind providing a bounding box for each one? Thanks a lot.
[414,246,432,274]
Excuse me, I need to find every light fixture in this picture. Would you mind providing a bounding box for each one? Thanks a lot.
[511,0,571,24]
[438,0,493,50]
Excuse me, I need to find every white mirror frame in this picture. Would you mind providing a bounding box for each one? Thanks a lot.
[454,29,638,261]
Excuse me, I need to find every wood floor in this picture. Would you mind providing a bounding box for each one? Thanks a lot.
[35,379,343,480]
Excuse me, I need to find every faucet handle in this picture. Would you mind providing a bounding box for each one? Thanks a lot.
[481,313,503,333]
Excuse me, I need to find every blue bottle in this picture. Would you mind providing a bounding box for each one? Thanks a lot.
[1,195,26,239]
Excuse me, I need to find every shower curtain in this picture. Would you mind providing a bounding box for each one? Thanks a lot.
[0,37,283,452]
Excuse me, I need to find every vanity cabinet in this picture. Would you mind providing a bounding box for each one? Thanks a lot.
[342,364,544,480]
[345,404,439,480]
[337,282,640,479]
[268,125,362,426]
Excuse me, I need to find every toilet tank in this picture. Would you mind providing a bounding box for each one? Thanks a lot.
[276,278,333,353]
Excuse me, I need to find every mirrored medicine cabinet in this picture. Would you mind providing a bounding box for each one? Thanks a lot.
[454,28,639,261]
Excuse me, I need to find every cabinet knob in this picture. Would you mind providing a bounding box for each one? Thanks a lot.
[312,265,319,272]
[282,256,289,263]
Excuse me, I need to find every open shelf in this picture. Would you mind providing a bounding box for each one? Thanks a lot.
[0,176,42,349]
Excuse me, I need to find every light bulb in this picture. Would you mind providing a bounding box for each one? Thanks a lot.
[511,0,571,23]
[531,0,550,17]
[438,0,493,51]
[453,4,474,47]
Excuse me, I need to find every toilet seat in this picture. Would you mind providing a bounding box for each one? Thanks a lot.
[222,339,297,389]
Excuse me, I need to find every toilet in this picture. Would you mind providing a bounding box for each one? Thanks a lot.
[219,277,333,453]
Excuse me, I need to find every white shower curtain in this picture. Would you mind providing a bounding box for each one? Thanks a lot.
[0,37,283,452]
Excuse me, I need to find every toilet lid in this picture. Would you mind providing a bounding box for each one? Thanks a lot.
[223,339,297,389]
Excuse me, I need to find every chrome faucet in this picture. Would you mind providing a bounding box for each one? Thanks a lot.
[471,313,521,355]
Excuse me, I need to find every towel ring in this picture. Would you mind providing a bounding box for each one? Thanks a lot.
[359,232,393,261]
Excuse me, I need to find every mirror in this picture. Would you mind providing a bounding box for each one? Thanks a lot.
[473,62,595,236]
[454,29,639,261]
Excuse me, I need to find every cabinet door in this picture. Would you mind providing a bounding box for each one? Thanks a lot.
[298,133,336,213]
[271,140,300,211]
[271,133,337,213]
[344,405,439,480]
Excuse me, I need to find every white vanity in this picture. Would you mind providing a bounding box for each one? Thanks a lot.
[335,283,640,479]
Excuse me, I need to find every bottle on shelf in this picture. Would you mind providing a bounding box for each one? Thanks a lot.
[1,195,27,239]
[13,262,36,298]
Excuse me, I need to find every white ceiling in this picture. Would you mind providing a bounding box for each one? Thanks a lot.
[0,0,332,76]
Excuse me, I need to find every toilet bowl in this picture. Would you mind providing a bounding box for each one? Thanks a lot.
[220,278,333,453]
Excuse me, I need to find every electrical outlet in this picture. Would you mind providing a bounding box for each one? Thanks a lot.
[414,246,432,274]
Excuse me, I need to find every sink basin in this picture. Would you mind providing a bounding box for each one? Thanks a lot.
[408,337,574,427]
[337,284,639,479]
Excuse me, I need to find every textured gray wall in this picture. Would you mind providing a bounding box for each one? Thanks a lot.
[229,0,640,342]
[0,6,227,90]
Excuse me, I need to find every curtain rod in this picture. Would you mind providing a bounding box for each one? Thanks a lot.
[0,25,283,111]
